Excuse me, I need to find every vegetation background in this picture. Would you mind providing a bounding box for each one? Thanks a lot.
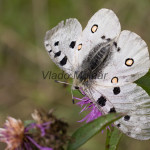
[0,0,150,149]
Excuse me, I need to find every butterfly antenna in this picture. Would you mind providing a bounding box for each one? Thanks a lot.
[54,80,72,86]
[71,88,75,104]
[55,80,75,104]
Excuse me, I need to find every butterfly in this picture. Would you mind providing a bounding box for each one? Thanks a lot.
[44,8,150,140]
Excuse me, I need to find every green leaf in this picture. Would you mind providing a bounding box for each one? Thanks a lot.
[105,127,122,150]
[67,113,122,150]
[136,71,150,95]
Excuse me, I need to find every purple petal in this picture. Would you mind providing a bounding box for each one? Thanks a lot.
[74,89,102,123]
[25,121,51,137]
[27,136,53,150]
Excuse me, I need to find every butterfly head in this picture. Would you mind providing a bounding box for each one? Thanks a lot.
[72,76,89,91]
[72,78,82,90]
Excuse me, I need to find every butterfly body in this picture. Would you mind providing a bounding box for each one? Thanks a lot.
[44,8,150,140]
[72,40,114,91]
[78,43,112,79]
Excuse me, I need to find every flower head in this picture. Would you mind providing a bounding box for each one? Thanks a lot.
[74,88,102,123]
[0,109,69,150]
[31,109,69,150]
[0,117,24,150]
[0,116,52,150]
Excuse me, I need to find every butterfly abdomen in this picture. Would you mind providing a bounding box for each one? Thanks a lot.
[89,44,111,70]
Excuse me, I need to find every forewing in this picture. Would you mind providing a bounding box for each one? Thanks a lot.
[44,19,82,76]
[74,8,121,68]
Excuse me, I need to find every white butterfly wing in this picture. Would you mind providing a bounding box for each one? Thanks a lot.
[95,30,150,86]
[85,83,150,140]
[44,19,82,76]
[74,8,121,68]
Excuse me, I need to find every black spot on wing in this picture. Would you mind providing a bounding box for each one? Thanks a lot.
[54,41,59,46]
[46,43,49,47]
[109,107,116,113]
[54,51,61,58]
[97,96,106,107]
[69,41,76,49]
[124,115,130,121]
[101,35,105,39]
[113,87,120,95]
[113,42,117,48]
[117,47,121,52]
[48,50,52,53]
[127,132,131,135]
[117,124,121,127]
[60,56,67,66]
[106,38,111,42]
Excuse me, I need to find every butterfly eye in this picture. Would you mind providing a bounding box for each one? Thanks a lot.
[78,44,82,51]
[125,58,134,67]
[91,24,98,33]
[111,77,118,83]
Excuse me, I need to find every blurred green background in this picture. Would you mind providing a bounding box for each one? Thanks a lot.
[0,0,150,149]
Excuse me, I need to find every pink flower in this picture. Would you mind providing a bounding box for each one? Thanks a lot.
[0,117,25,150]
[0,117,53,150]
